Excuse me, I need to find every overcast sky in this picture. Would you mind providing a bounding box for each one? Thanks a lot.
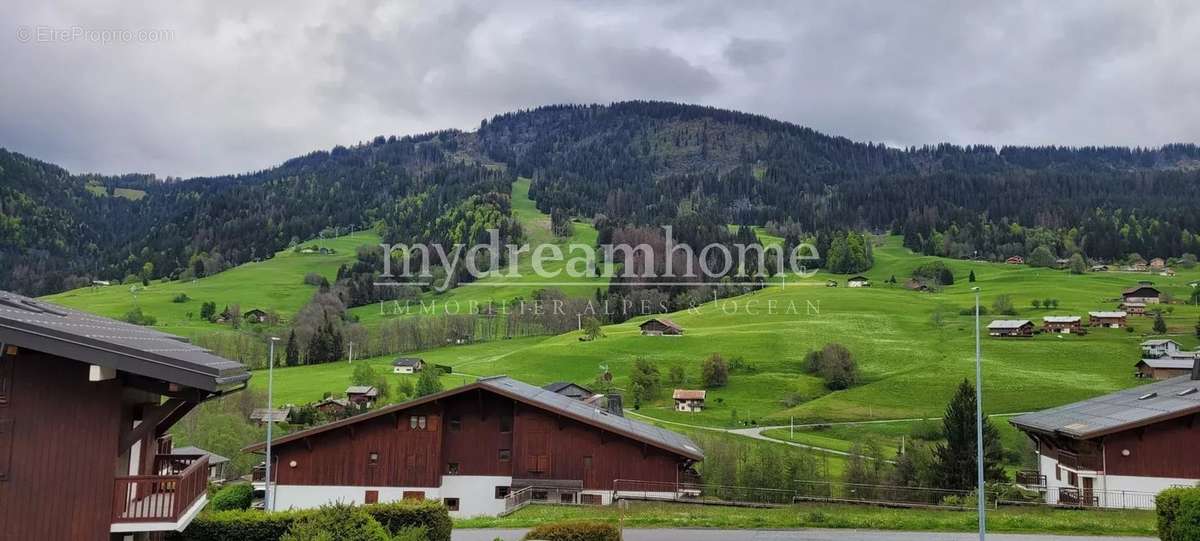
[3,0,1198,178]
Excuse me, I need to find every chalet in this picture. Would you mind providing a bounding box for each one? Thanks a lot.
[1120,302,1146,315]
[1141,339,1181,358]
[1042,316,1082,334]
[243,309,269,324]
[392,357,425,374]
[314,397,352,416]
[847,276,870,288]
[346,386,380,407]
[243,376,703,518]
[1088,311,1127,328]
[1006,256,1025,265]
[987,319,1034,338]
[542,382,595,401]
[172,445,231,482]
[1011,361,1200,509]
[639,318,684,336]
[1122,286,1161,305]
[251,407,291,425]
[0,291,250,539]
[1090,265,1109,273]
[1150,258,1166,270]
[1135,354,1198,380]
[672,390,707,412]
[1127,263,1149,272]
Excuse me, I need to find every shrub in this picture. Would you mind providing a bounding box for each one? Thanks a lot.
[804,343,858,390]
[912,261,954,286]
[172,293,191,303]
[303,272,328,287]
[991,294,1016,316]
[364,500,452,541]
[1158,487,1200,541]
[523,521,621,541]
[209,484,253,511]
[701,353,729,388]
[282,503,389,541]
[122,307,157,326]
[170,501,450,541]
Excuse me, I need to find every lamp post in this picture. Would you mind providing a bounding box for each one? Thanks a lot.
[972,286,986,540]
[264,336,280,512]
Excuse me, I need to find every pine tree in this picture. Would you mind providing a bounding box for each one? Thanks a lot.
[933,380,1006,490]
[968,269,976,283]
[1153,312,1168,334]
[285,330,300,366]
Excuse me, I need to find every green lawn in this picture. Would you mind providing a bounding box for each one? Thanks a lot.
[456,500,1157,537]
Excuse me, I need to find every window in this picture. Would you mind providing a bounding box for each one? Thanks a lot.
[443,497,460,511]
[499,449,511,461]
[532,490,548,501]
[560,492,575,504]
[1055,465,1061,481]
[449,416,462,432]
[367,452,380,466]
[495,486,510,499]
[365,490,379,504]
[526,454,550,473]
[581,494,603,505]
[499,415,513,433]
[402,491,425,501]
[583,456,592,469]
[410,415,427,430]
[447,462,460,475]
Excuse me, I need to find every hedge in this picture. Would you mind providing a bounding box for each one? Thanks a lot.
[209,484,254,511]
[1158,487,1200,541]
[523,520,621,541]
[168,500,450,541]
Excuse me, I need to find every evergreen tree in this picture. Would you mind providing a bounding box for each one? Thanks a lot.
[1068,252,1088,274]
[968,270,976,283]
[415,367,443,397]
[932,380,1006,490]
[285,330,300,367]
[1154,312,1168,334]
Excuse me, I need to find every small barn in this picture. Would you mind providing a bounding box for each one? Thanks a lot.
[640,318,684,336]
[1122,286,1161,305]
[1042,316,1082,334]
[172,445,231,482]
[1006,256,1025,265]
[987,319,1034,338]
[313,397,351,416]
[250,407,291,425]
[392,357,425,374]
[1135,354,1198,380]
[1120,301,1147,315]
[345,385,379,407]
[847,276,871,288]
[1149,258,1166,270]
[1088,311,1128,328]
[543,381,595,401]
[673,389,707,412]
[243,309,269,323]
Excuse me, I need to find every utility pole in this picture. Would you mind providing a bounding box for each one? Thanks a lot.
[264,336,280,512]
[348,341,354,363]
[973,286,986,540]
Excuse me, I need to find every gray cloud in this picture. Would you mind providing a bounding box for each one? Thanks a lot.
[1,0,1197,178]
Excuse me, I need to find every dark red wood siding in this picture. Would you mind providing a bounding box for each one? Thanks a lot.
[1103,415,1200,478]
[0,351,123,541]
[441,391,514,477]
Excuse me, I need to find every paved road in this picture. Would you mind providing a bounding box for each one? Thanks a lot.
[453,528,1155,541]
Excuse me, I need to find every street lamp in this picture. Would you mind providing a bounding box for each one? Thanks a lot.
[264,336,281,512]
[972,286,985,540]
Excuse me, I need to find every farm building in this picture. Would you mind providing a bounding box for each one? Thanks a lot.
[639,318,684,336]
[542,382,595,401]
[1141,339,1181,358]
[1088,311,1128,328]
[243,309,269,323]
[346,386,380,407]
[392,357,425,374]
[1135,354,1198,380]
[1149,258,1166,270]
[1006,256,1025,265]
[1011,362,1200,509]
[1122,286,1160,305]
[1042,316,1082,334]
[251,407,292,425]
[987,319,1034,338]
[0,291,250,539]
[672,390,707,412]
[244,376,703,518]
[172,445,232,482]
[847,276,870,288]
[314,397,352,416]
[1120,302,1146,315]
[1090,265,1109,272]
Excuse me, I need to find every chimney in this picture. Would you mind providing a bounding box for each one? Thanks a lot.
[605,394,624,417]
[1193,356,1200,381]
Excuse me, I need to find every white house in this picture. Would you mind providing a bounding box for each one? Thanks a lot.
[847,276,870,288]
[672,389,707,412]
[1141,339,1181,358]
[392,357,425,374]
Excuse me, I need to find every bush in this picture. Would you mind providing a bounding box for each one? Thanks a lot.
[701,353,729,388]
[303,272,328,287]
[804,343,858,390]
[209,484,253,511]
[122,307,157,326]
[170,501,450,541]
[912,261,954,286]
[523,521,621,541]
[364,500,451,541]
[1158,487,1200,541]
[173,293,191,303]
[282,503,389,541]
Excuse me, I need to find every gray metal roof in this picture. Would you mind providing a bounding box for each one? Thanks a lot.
[1141,339,1179,347]
[1138,357,1196,369]
[479,377,703,460]
[173,445,230,465]
[1043,316,1081,323]
[346,385,378,395]
[0,291,249,393]
[987,319,1031,329]
[392,357,424,367]
[1089,311,1127,318]
[1010,374,1200,439]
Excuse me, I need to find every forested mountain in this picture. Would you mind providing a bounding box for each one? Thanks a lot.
[3,100,1200,296]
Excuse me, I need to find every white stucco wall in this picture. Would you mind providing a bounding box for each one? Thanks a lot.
[272,475,515,517]
[1038,453,1195,509]
[439,475,513,517]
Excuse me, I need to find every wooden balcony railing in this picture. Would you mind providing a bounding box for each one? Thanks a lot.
[112,455,208,524]
[1015,470,1047,488]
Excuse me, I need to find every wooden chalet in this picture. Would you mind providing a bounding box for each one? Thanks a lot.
[1149,258,1166,270]
[244,376,703,518]
[1088,311,1128,328]
[1042,316,1082,334]
[1120,301,1146,315]
[847,276,870,288]
[392,357,425,374]
[172,445,231,483]
[1006,256,1025,265]
[1141,339,1181,358]
[672,390,707,412]
[1122,286,1160,305]
[639,318,684,336]
[1011,361,1200,508]
[346,386,380,407]
[243,309,269,324]
[1135,354,1198,380]
[314,397,352,416]
[987,319,1034,338]
[0,291,250,540]
[250,407,291,425]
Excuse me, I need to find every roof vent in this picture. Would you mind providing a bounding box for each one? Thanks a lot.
[1177,387,1198,397]
[1138,392,1158,400]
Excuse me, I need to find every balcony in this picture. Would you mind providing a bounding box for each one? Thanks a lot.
[111,454,209,533]
[1015,470,1047,489]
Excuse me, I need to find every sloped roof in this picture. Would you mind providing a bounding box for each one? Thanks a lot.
[346,385,378,396]
[247,376,703,461]
[672,389,707,400]
[1010,374,1200,439]
[847,275,869,282]
[392,357,424,367]
[1123,286,1160,295]
[543,381,593,394]
[173,445,230,465]
[250,408,290,422]
[1042,316,1081,323]
[1141,339,1180,347]
[1137,357,1197,370]
[0,291,249,393]
[639,318,682,331]
[1088,311,1127,318]
[987,319,1031,329]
